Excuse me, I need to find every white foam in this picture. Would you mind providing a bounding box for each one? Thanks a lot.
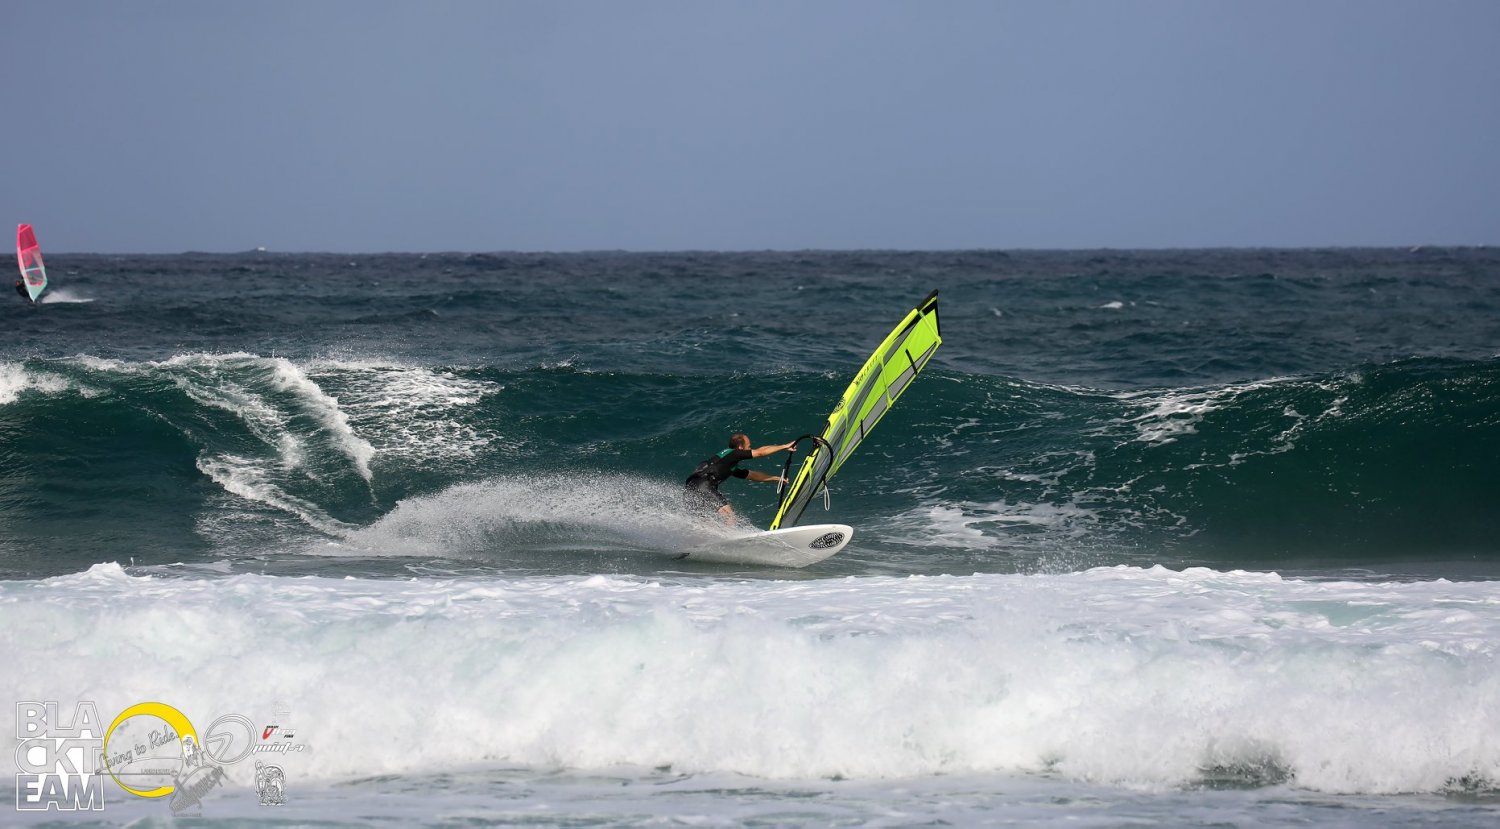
[42,354,383,537]
[179,374,307,469]
[153,354,373,482]
[67,354,138,374]
[77,354,485,484]
[152,353,374,475]
[37,288,94,304]
[1099,377,1297,446]
[195,455,355,536]
[0,363,76,405]
[332,473,724,558]
[889,499,1098,550]
[267,358,374,482]
[303,359,502,464]
[0,364,29,406]
[4,565,1496,794]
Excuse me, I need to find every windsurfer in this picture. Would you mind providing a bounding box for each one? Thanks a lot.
[14,280,31,303]
[685,433,794,525]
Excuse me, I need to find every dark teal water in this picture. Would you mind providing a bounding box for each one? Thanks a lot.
[2,248,1499,580]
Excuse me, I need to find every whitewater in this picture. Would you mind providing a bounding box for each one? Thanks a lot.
[6,562,1498,789]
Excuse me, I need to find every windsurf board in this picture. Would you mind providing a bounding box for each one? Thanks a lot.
[683,523,853,567]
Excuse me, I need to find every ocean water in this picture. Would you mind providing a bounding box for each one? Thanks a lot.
[2,249,1498,825]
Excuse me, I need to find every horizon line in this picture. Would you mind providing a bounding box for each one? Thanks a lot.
[35,243,1498,257]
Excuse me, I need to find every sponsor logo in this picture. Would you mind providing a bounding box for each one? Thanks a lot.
[809,531,845,549]
[13,702,106,811]
[255,760,287,806]
[15,700,305,816]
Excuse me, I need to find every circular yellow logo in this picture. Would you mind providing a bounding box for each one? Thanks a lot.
[103,702,199,798]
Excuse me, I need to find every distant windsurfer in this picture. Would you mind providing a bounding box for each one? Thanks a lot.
[685,433,795,526]
[14,280,32,303]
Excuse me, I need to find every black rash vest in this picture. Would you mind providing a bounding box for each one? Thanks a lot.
[685,448,753,490]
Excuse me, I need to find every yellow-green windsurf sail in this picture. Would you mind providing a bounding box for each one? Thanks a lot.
[769,290,942,530]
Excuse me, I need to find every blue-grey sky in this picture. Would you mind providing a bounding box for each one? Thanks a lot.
[5,1,1498,252]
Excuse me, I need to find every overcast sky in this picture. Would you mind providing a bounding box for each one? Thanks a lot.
[5,1,1498,252]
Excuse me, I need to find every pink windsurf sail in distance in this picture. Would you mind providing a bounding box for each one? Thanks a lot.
[16,223,47,302]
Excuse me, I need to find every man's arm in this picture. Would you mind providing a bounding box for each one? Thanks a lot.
[745,470,787,484]
[750,441,796,459]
